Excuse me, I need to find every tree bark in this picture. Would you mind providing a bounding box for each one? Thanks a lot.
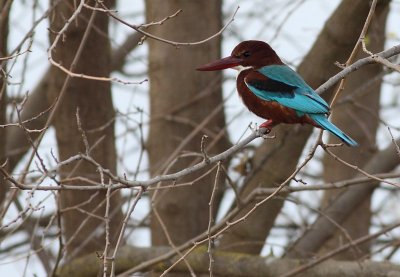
[58,244,400,277]
[5,32,142,173]
[0,0,10,208]
[146,0,228,245]
[48,0,123,259]
[219,0,385,254]
[320,1,389,260]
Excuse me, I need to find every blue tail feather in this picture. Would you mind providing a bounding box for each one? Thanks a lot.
[310,114,358,147]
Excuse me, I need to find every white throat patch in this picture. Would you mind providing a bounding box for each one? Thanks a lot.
[232,65,253,72]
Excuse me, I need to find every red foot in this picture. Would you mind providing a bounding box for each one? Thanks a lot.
[259,120,275,134]
[260,120,275,129]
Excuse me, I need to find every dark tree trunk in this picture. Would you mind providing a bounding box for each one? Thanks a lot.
[48,0,124,259]
[320,1,389,260]
[146,0,228,245]
[0,0,10,208]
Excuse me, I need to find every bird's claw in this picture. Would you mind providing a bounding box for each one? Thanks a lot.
[249,122,274,139]
[257,127,271,136]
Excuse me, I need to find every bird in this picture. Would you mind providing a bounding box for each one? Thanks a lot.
[197,40,357,146]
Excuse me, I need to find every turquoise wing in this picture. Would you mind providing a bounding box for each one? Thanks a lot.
[245,65,330,115]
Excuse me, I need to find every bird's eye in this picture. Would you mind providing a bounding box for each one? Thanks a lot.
[243,51,251,57]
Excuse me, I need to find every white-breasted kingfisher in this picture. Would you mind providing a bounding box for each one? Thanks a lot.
[197,40,358,146]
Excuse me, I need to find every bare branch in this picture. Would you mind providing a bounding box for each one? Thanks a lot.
[316,44,400,95]
[101,2,239,47]
[58,243,400,277]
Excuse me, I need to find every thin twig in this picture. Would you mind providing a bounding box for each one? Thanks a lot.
[110,187,144,276]
[387,126,400,159]
[101,3,240,47]
[323,148,399,188]
[329,0,378,107]
[103,182,112,277]
[208,163,221,276]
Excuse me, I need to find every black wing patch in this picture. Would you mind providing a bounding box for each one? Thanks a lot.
[245,77,297,98]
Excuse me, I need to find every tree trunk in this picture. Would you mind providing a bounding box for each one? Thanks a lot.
[48,0,123,259]
[319,2,389,260]
[0,0,10,208]
[146,0,228,246]
[5,32,143,173]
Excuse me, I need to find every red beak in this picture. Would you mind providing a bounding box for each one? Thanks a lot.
[196,56,242,71]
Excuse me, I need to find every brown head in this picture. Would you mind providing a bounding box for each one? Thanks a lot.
[197,40,283,71]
